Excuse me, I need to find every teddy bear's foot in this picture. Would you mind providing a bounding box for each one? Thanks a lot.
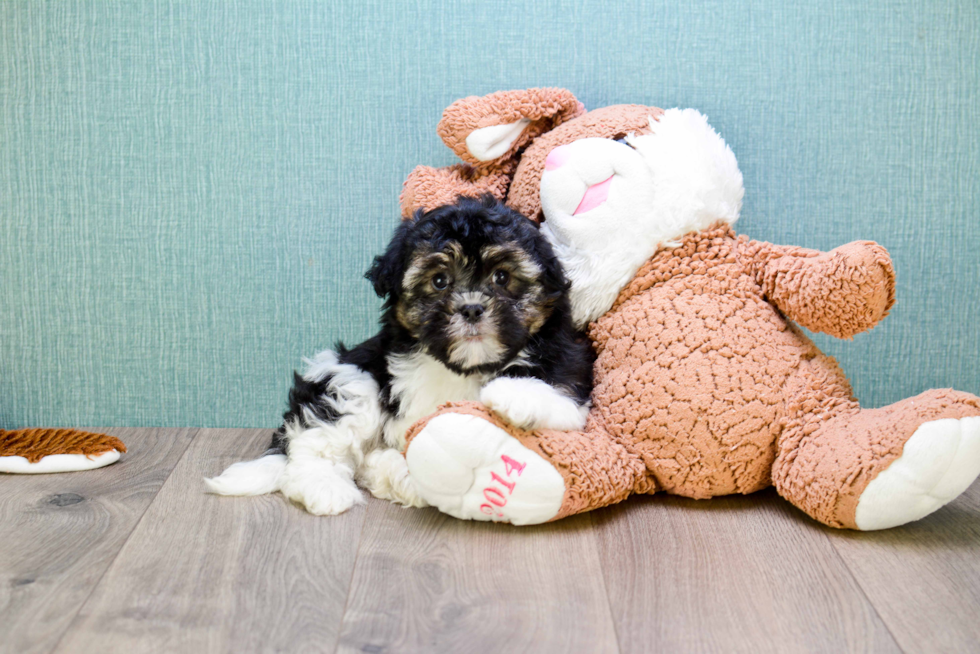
[405,412,566,525]
[855,417,980,530]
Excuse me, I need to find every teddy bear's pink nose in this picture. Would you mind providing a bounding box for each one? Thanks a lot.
[545,145,571,171]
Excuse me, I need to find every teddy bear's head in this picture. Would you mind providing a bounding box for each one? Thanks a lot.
[404,89,746,327]
[536,108,745,326]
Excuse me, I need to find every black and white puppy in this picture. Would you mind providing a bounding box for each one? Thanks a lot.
[206,196,594,515]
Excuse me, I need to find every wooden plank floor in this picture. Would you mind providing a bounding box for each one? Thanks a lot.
[2,428,979,654]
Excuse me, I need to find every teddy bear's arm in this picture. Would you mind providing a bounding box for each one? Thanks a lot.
[747,239,896,339]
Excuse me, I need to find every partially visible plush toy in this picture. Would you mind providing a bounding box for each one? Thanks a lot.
[0,427,126,473]
[399,88,980,530]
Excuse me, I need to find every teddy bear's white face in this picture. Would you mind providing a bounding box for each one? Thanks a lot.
[538,108,745,328]
[539,137,662,328]
[540,137,656,248]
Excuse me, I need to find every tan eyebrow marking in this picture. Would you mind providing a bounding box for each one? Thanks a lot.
[402,253,444,290]
[443,240,465,261]
[401,241,467,290]
[481,243,542,279]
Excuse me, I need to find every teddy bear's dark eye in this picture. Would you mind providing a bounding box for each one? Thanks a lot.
[492,270,510,287]
[432,273,450,291]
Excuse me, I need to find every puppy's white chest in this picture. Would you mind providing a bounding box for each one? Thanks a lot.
[383,351,485,449]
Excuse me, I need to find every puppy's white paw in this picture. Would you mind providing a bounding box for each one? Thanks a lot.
[856,417,980,530]
[480,377,588,431]
[204,454,286,496]
[358,448,428,508]
[406,412,566,525]
[279,460,364,516]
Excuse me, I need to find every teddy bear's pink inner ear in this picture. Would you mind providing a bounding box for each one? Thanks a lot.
[465,119,531,162]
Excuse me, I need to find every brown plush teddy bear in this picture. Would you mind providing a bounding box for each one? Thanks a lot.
[399,88,980,530]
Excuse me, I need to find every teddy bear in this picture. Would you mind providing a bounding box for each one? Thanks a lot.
[397,88,980,530]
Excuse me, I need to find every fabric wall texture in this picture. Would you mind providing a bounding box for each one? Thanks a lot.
[2,1,978,428]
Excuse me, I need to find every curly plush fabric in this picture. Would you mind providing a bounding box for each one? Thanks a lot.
[436,88,584,169]
[405,401,653,519]
[774,387,980,528]
[584,225,862,497]
[401,102,661,222]
[399,88,585,218]
[407,224,980,527]
[400,164,513,219]
[748,239,896,339]
[402,89,980,529]
[508,104,662,222]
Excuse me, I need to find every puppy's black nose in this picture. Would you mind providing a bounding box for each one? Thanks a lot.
[459,304,485,323]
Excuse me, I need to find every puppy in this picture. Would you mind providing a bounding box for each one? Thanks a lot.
[206,196,594,515]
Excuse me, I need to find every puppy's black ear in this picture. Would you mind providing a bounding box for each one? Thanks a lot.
[503,203,569,300]
[537,244,571,301]
[522,219,570,302]
[365,254,393,298]
[365,220,412,298]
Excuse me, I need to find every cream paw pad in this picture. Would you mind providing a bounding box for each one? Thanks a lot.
[406,412,565,525]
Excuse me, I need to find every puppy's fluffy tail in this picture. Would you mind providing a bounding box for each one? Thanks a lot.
[204,451,287,496]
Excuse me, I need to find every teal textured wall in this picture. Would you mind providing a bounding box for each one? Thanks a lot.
[2,1,978,428]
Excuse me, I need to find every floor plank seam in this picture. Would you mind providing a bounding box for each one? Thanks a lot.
[821,531,908,654]
[589,512,624,654]
[45,428,201,654]
[329,497,372,654]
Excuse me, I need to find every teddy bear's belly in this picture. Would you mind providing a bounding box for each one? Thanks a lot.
[592,284,814,499]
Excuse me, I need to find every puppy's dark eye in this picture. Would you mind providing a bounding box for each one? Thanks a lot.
[492,270,510,287]
[432,273,450,291]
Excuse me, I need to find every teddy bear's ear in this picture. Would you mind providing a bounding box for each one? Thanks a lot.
[437,88,585,167]
[399,164,511,219]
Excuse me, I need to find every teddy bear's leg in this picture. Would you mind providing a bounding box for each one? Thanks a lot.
[773,384,980,530]
[404,402,651,525]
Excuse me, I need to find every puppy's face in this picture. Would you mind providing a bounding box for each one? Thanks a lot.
[368,197,568,374]
[400,239,549,371]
